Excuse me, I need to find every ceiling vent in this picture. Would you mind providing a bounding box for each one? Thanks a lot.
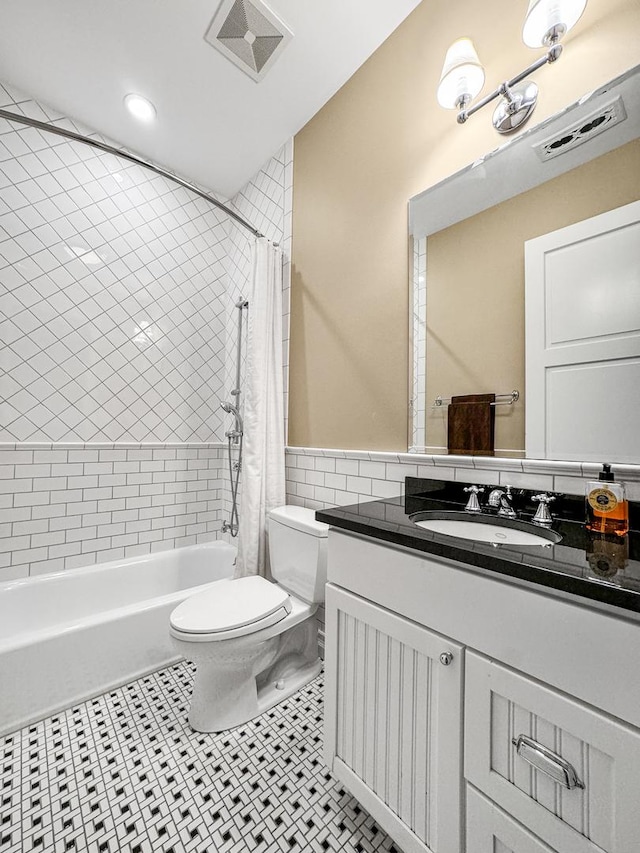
[204,0,293,82]
[533,96,627,162]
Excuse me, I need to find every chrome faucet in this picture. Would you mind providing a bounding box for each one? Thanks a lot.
[532,493,556,526]
[463,485,484,513]
[488,486,517,519]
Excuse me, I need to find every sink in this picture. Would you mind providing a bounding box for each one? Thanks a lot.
[409,511,562,546]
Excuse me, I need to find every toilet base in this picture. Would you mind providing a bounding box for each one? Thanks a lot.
[188,653,266,733]
[256,656,322,716]
[184,616,321,733]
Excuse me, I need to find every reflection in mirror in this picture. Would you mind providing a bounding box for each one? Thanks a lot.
[409,65,640,463]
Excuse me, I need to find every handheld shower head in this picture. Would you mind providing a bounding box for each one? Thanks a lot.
[220,401,238,416]
[220,400,243,439]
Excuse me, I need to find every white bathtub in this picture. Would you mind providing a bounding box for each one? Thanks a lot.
[0,541,236,735]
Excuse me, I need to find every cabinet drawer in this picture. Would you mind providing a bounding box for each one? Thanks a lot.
[467,786,558,853]
[465,652,640,853]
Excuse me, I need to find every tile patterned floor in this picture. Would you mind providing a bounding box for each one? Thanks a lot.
[1,665,401,853]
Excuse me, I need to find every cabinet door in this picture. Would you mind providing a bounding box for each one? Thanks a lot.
[324,583,464,853]
[467,786,559,853]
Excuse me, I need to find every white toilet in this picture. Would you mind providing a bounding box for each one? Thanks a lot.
[169,506,329,732]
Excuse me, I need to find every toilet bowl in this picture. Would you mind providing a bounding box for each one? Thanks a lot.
[169,506,329,732]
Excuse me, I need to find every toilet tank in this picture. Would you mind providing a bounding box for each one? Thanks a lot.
[268,506,329,604]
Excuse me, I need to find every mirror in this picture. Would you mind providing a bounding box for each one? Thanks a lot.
[408,64,640,462]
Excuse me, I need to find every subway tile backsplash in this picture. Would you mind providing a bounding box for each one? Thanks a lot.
[0,443,224,582]
[285,447,640,510]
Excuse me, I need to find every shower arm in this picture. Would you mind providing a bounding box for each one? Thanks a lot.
[0,108,264,240]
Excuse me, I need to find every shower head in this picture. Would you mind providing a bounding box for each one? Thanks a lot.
[220,401,243,439]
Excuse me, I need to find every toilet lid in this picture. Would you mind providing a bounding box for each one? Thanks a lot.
[170,576,291,635]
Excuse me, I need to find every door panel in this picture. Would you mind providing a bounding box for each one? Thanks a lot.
[525,199,640,461]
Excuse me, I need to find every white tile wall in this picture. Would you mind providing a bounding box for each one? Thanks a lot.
[0,81,294,573]
[0,81,230,444]
[0,443,224,582]
[285,447,640,510]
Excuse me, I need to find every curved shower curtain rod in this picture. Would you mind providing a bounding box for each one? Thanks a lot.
[0,107,264,239]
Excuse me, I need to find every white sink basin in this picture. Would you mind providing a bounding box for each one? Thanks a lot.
[410,513,561,546]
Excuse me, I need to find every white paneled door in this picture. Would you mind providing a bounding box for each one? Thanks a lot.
[525,199,640,462]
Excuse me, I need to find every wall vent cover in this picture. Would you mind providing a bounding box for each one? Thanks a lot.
[533,96,627,162]
[204,0,293,82]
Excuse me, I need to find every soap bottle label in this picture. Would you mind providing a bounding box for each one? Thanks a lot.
[587,488,618,514]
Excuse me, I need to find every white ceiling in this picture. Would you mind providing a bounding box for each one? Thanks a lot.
[0,0,423,198]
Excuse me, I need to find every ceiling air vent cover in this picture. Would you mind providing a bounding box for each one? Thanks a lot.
[204,0,293,82]
[533,96,627,162]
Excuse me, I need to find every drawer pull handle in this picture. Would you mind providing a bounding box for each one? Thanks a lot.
[512,735,584,790]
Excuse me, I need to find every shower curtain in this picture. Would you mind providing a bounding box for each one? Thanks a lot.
[236,238,286,577]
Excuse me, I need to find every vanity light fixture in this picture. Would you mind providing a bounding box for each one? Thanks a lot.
[123,93,157,123]
[438,0,588,134]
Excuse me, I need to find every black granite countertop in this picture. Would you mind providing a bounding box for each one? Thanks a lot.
[316,477,640,618]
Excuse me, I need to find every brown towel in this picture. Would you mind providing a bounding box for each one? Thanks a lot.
[447,393,496,456]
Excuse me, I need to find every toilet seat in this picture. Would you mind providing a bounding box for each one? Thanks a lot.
[170,576,292,640]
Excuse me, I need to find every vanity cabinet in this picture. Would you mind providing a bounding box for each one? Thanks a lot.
[323,530,640,853]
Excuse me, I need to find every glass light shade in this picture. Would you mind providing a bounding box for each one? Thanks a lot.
[522,0,588,47]
[437,38,485,109]
[124,93,157,122]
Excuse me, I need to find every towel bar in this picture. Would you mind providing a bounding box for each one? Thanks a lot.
[432,390,519,409]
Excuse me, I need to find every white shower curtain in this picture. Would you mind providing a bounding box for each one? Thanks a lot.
[236,238,286,577]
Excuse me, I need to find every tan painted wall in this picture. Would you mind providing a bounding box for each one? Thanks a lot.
[425,140,640,456]
[289,0,640,450]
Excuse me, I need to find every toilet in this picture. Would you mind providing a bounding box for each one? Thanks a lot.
[169,506,329,732]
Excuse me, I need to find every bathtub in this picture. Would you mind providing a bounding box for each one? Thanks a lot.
[0,541,236,735]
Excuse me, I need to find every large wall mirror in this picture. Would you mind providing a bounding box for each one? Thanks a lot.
[409,64,640,464]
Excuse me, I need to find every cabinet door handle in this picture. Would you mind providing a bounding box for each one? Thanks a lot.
[512,735,584,790]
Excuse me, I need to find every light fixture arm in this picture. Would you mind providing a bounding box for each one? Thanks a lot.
[457,42,563,125]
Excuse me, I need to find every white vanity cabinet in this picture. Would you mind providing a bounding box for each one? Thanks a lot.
[323,530,640,853]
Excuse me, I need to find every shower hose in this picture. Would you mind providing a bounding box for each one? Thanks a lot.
[226,432,243,537]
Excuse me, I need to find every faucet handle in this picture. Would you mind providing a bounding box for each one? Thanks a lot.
[532,492,555,504]
[532,493,555,525]
[463,485,484,513]
[488,486,510,507]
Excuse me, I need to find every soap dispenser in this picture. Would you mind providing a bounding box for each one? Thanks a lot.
[585,464,629,536]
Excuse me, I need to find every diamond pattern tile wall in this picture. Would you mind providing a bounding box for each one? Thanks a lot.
[0,81,229,443]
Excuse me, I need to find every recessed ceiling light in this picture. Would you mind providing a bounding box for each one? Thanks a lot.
[124,93,157,122]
